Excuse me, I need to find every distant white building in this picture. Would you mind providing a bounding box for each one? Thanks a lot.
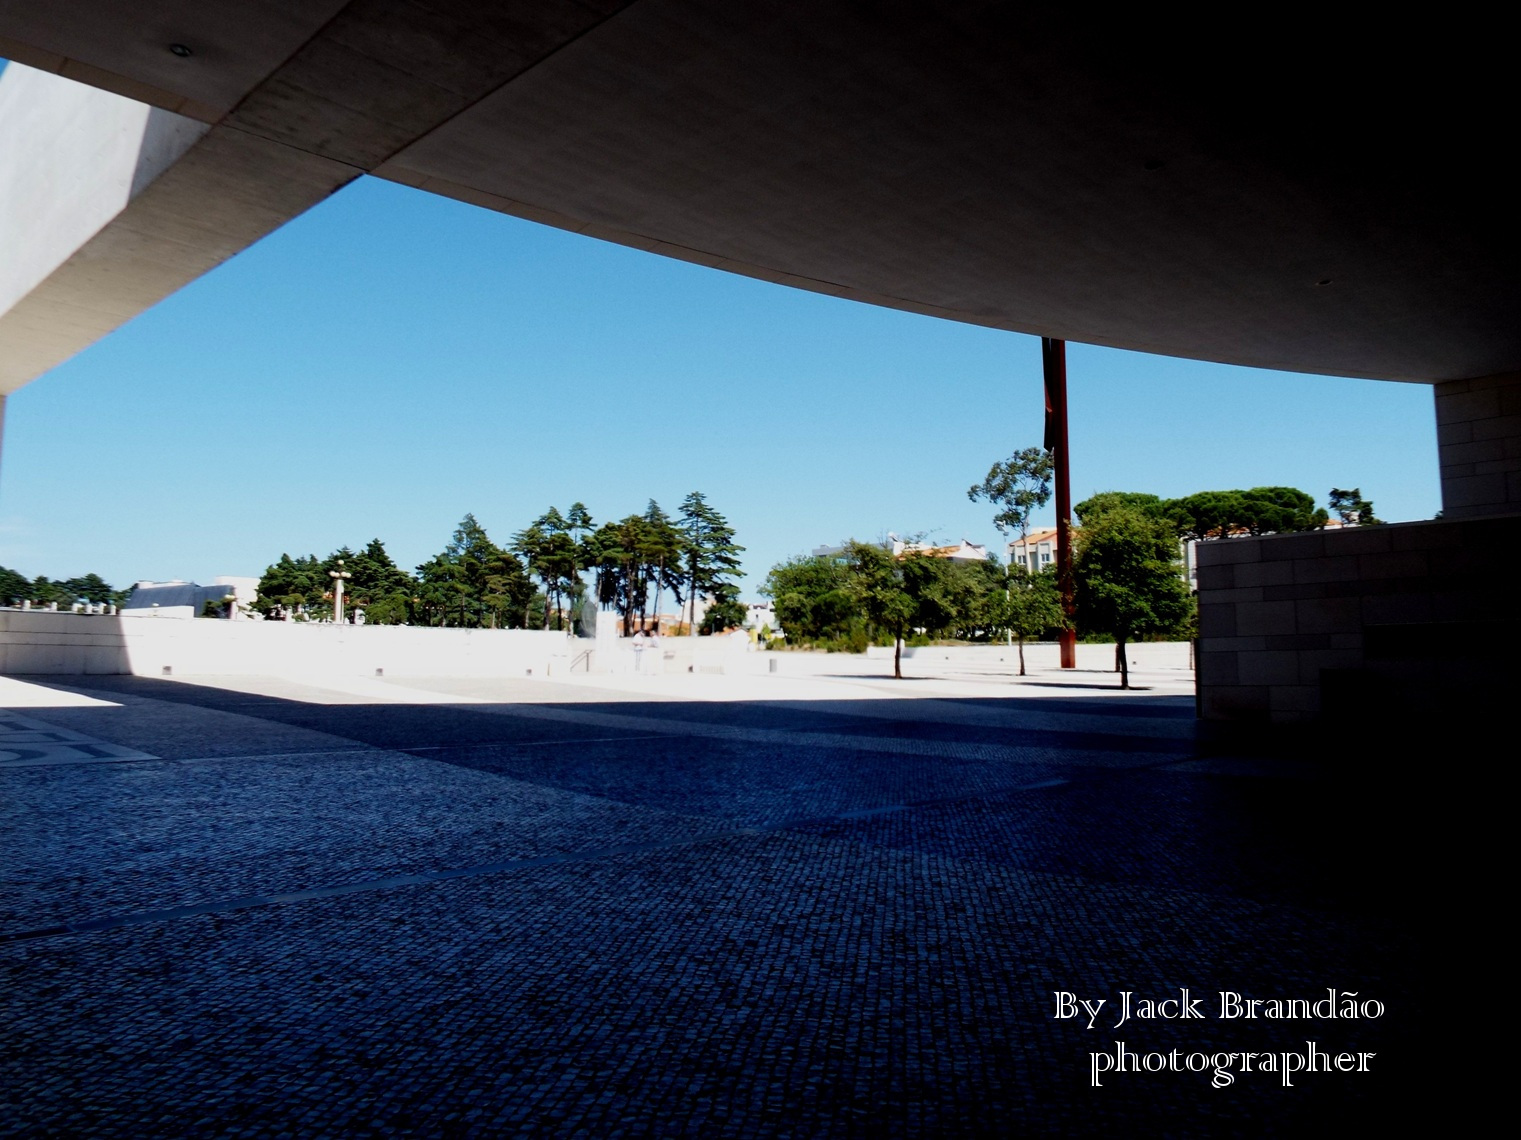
[122,576,260,619]
[1006,528,1058,574]
[891,537,987,562]
[744,601,777,633]
[813,536,989,563]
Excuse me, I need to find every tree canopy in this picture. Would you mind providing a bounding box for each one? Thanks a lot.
[1074,486,1334,541]
[416,514,534,629]
[1074,491,1168,526]
[0,568,125,607]
[245,493,743,632]
[761,542,1056,671]
[253,554,327,619]
[986,565,1065,676]
[1163,487,1327,540]
[1328,487,1382,526]
[1074,506,1193,688]
[968,447,1053,538]
[845,541,916,678]
[512,507,583,629]
[340,539,415,625]
[762,555,857,643]
[679,492,745,635]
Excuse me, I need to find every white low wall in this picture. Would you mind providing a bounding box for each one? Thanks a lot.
[0,611,575,678]
[597,631,752,676]
[0,613,1190,681]
[888,641,1193,670]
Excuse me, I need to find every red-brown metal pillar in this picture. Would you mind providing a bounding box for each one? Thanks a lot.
[1043,337,1077,668]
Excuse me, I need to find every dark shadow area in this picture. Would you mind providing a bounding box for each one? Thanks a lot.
[6,671,1421,918]
[1020,680,1154,691]
[2,673,1420,1136]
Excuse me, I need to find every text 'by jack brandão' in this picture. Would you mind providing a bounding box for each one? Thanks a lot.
[1053,989,1384,1089]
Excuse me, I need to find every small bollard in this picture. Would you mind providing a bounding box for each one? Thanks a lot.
[769,658,778,674]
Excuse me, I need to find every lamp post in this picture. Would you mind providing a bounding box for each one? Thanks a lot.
[329,561,352,624]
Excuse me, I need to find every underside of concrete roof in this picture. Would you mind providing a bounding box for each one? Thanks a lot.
[1,1,1515,394]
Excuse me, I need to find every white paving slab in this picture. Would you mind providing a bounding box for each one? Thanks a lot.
[0,711,157,768]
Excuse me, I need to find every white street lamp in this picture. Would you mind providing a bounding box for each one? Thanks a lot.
[329,561,352,624]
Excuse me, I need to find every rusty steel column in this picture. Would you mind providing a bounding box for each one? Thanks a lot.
[1043,337,1077,668]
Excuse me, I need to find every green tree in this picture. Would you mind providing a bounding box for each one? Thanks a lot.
[846,541,914,678]
[1164,487,1326,540]
[414,552,467,626]
[641,500,683,629]
[255,554,326,619]
[1328,487,1382,526]
[566,502,594,546]
[512,507,581,629]
[418,514,531,628]
[968,447,1054,542]
[678,492,745,635]
[700,592,747,634]
[509,521,549,625]
[480,547,536,629]
[0,569,119,608]
[341,538,416,624]
[1075,491,1167,526]
[1160,490,1242,541]
[611,514,652,634]
[939,558,1010,641]
[585,519,625,616]
[988,565,1065,676]
[27,577,74,607]
[1241,486,1328,533]
[584,515,657,634]
[900,553,960,637]
[0,566,29,605]
[61,573,115,604]
[1074,507,1193,689]
[761,554,857,643]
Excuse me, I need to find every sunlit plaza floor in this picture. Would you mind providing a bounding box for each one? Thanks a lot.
[1,657,1416,1136]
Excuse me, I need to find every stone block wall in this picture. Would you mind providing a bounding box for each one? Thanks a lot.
[1436,371,1521,518]
[1196,515,1520,722]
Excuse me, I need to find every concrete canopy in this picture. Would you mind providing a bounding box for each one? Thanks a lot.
[1,1,1513,390]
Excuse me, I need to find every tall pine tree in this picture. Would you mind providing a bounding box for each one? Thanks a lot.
[678,492,745,635]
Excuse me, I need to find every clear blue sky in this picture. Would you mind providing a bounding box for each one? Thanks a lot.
[1,175,1438,599]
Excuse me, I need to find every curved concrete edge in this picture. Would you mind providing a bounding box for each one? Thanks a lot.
[0,64,358,396]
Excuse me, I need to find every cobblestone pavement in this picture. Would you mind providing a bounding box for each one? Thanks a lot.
[1,673,1417,1137]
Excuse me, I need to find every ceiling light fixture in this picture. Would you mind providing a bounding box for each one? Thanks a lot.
[168,43,193,58]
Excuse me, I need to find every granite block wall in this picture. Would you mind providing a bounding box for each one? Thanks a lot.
[1196,515,1520,722]
[1436,371,1521,519]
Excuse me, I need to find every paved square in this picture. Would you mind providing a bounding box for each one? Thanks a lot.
[0,668,1415,1136]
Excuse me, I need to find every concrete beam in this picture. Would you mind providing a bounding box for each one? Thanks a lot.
[0,65,357,397]
[0,4,630,397]
[0,2,349,122]
[0,66,207,339]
